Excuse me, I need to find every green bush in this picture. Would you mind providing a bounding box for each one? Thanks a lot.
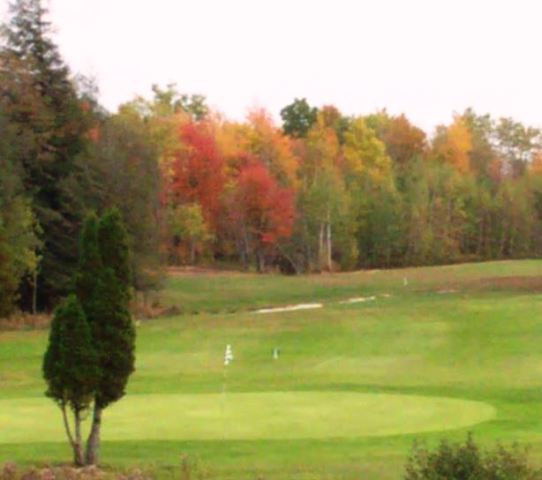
[405,434,542,480]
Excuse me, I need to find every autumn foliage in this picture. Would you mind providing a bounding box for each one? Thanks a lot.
[230,161,295,253]
[169,122,224,227]
[3,0,542,305]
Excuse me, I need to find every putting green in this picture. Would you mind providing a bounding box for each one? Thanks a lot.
[0,392,495,442]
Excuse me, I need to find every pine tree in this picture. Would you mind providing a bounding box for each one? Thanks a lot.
[42,295,98,466]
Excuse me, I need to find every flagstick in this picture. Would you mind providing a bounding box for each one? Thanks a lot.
[221,362,227,440]
[222,344,233,440]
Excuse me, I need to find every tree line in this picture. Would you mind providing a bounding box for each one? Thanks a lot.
[2,0,542,316]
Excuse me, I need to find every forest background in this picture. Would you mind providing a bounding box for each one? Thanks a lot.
[2,0,542,316]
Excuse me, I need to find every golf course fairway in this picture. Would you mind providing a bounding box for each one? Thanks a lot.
[0,392,495,442]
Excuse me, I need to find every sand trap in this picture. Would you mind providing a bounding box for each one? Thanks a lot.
[256,303,323,314]
[339,296,376,304]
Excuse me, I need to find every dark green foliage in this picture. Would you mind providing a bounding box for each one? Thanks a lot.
[1,0,89,309]
[89,269,135,409]
[42,295,98,410]
[42,210,135,465]
[84,209,135,464]
[74,210,135,409]
[83,113,163,294]
[150,83,208,119]
[89,209,135,409]
[280,98,318,138]
[404,435,542,480]
[0,109,39,316]
[75,214,102,311]
[97,209,131,299]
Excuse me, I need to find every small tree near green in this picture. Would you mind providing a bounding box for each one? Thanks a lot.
[42,295,98,466]
[84,208,135,465]
[97,209,131,298]
[75,213,102,313]
[43,209,135,467]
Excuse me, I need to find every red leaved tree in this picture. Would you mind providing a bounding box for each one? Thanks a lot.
[227,160,295,271]
[169,121,224,228]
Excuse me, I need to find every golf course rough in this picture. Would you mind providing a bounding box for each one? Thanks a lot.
[0,392,495,442]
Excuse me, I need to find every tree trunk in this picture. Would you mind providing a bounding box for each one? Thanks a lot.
[190,239,196,265]
[241,228,250,271]
[276,244,301,275]
[61,403,75,450]
[256,250,265,273]
[32,270,38,315]
[318,222,325,271]
[73,409,84,466]
[60,404,83,466]
[85,406,102,465]
[325,220,332,272]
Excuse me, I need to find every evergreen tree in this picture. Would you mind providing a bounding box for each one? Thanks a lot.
[0,0,89,309]
[83,111,163,295]
[42,295,98,466]
[0,108,40,317]
[280,98,318,138]
[97,208,131,296]
[85,209,135,465]
[75,214,102,311]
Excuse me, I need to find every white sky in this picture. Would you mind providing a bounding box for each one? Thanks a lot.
[1,0,541,134]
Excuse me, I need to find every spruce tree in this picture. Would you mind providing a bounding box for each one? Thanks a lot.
[42,295,98,466]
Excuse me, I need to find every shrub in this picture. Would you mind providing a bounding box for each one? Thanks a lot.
[404,434,542,480]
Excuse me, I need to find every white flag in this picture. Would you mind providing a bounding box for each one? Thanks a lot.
[224,344,234,365]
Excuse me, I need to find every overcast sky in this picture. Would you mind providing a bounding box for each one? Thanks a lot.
[1,0,541,134]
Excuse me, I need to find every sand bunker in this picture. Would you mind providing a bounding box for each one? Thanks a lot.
[256,303,323,314]
[338,296,376,304]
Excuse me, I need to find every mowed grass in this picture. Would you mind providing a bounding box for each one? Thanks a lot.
[1,260,542,479]
[0,393,496,442]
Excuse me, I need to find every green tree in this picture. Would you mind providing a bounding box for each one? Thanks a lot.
[0,0,90,309]
[342,117,396,268]
[460,108,497,181]
[83,110,163,295]
[495,117,541,178]
[280,98,318,138]
[298,117,356,271]
[75,214,102,315]
[85,209,135,465]
[0,109,40,317]
[168,203,213,264]
[42,295,98,466]
[97,209,131,296]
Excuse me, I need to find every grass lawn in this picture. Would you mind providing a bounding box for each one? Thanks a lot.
[1,260,542,479]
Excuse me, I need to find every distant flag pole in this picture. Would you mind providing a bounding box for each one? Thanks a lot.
[222,344,233,439]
